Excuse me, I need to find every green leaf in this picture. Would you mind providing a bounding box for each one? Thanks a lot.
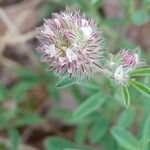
[129,68,150,77]
[72,92,106,121]
[15,112,44,127]
[122,85,130,107]
[111,127,141,150]
[101,135,118,150]
[48,85,60,101]
[49,107,72,122]
[10,81,36,101]
[74,124,87,145]
[71,86,83,102]
[132,9,149,26]
[56,78,77,89]
[130,80,150,98]
[117,108,135,128]
[142,115,150,150]
[0,111,16,129]
[90,118,109,143]
[15,68,40,82]
[44,137,76,150]
[79,80,100,90]
[9,129,20,150]
[44,137,92,150]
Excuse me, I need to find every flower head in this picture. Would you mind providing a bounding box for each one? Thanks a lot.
[120,49,139,69]
[37,7,104,79]
[104,48,144,85]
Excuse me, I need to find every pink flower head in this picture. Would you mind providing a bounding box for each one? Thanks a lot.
[36,7,104,79]
[120,50,139,68]
[103,48,144,85]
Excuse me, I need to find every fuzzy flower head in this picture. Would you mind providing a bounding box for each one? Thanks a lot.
[104,48,144,85]
[37,7,104,79]
[120,49,139,69]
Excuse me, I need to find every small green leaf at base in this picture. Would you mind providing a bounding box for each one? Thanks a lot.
[72,92,106,122]
[130,80,150,98]
[129,67,150,77]
[122,85,130,107]
[56,78,78,89]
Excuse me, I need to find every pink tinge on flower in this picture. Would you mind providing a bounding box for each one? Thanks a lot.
[120,50,139,68]
[59,57,67,66]
[54,18,61,27]
[81,19,88,26]
[63,31,75,40]
[36,7,104,78]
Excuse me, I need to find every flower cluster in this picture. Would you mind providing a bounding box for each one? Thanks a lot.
[36,7,145,85]
[104,48,144,84]
[37,7,104,79]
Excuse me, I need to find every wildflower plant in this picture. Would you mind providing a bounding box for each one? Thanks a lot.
[0,1,150,150]
[37,7,150,113]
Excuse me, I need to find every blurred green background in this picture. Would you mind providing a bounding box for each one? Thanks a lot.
[0,0,150,150]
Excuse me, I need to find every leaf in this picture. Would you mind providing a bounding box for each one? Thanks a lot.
[142,115,150,150]
[132,9,149,26]
[89,118,109,143]
[48,85,60,101]
[0,111,16,129]
[130,80,150,98]
[117,108,135,128]
[15,68,40,82]
[79,80,100,90]
[122,85,130,107]
[56,78,77,89]
[71,86,83,102]
[74,124,87,145]
[111,127,141,150]
[129,68,150,77]
[72,92,106,121]
[15,112,44,127]
[44,137,75,150]
[9,129,20,150]
[101,135,118,150]
[10,81,36,101]
[44,137,92,150]
[49,107,72,122]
